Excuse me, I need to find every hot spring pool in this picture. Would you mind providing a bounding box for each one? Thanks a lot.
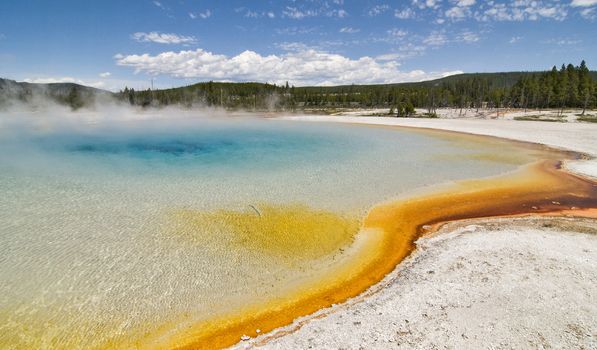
[0,114,555,348]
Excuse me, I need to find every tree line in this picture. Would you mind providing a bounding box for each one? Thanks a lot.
[115,61,596,115]
[3,62,594,113]
[509,61,594,114]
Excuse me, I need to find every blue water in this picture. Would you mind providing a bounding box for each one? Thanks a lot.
[0,114,546,349]
[15,119,367,179]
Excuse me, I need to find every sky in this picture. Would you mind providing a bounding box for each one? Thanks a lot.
[0,0,596,91]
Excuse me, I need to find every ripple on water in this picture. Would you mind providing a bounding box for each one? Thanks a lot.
[0,117,557,349]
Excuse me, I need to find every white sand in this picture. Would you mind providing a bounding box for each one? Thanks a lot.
[413,107,595,122]
[331,107,596,122]
[231,116,597,349]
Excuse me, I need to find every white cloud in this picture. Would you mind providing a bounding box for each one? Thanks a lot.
[283,7,318,19]
[456,31,480,42]
[375,53,403,61]
[200,10,212,19]
[335,9,349,17]
[570,0,597,7]
[387,28,408,37]
[415,29,480,47]
[245,10,259,18]
[131,32,197,45]
[423,31,448,46]
[276,42,312,52]
[509,36,522,43]
[238,9,276,18]
[445,5,471,19]
[114,48,460,86]
[99,72,111,78]
[368,4,390,16]
[23,76,106,89]
[441,70,464,77]
[475,1,568,21]
[21,76,163,92]
[275,27,319,35]
[395,7,416,19]
[24,77,79,84]
[189,9,211,19]
[339,27,360,33]
[282,5,347,19]
[445,0,476,19]
[393,0,592,24]
[412,0,442,10]
[455,0,475,6]
[543,38,582,45]
[580,7,596,18]
[153,1,165,10]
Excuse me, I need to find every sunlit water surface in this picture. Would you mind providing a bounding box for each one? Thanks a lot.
[0,114,549,348]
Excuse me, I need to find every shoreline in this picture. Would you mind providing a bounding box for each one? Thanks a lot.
[276,115,597,179]
[227,115,597,349]
[132,117,597,349]
[241,215,597,349]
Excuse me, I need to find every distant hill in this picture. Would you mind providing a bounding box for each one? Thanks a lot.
[116,66,596,111]
[120,70,597,103]
[0,78,113,109]
[293,71,597,92]
[2,66,596,111]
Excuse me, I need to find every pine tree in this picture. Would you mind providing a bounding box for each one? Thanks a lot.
[566,63,579,107]
[578,60,593,115]
[557,64,569,115]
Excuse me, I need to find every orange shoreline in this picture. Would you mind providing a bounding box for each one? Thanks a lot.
[123,154,597,350]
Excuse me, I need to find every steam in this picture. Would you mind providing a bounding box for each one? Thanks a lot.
[0,91,242,134]
[0,91,264,179]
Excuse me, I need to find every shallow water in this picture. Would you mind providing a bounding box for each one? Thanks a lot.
[0,114,551,348]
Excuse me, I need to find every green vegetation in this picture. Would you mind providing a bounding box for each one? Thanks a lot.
[510,61,595,115]
[513,115,566,122]
[394,101,415,117]
[0,79,108,110]
[577,115,597,123]
[115,61,596,115]
[1,61,596,114]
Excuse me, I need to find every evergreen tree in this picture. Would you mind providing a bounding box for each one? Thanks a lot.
[566,63,579,107]
[578,60,593,115]
[111,61,594,113]
[557,64,569,115]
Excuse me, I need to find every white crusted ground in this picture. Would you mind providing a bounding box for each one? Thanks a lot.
[235,218,597,350]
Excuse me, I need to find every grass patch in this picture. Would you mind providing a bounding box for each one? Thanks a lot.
[514,115,566,122]
[397,112,437,118]
[577,115,597,123]
[419,112,438,118]
[365,112,393,117]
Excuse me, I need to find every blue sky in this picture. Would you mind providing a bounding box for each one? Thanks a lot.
[1,0,596,90]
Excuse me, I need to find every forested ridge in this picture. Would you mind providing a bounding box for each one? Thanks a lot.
[116,61,596,115]
[1,61,595,114]
[0,79,111,109]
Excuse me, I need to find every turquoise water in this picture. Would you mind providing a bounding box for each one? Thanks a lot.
[0,117,537,212]
[0,114,545,348]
